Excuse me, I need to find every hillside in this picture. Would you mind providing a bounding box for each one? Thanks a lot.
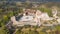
[0,1,60,34]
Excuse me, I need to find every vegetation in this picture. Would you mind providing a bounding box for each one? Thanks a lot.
[14,25,60,34]
[38,7,53,17]
[0,26,10,34]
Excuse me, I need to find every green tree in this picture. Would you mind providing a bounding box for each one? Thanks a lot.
[7,11,13,17]
[0,26,10,34]
[3,15,9,23]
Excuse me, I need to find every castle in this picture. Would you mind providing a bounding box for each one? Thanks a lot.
[11,9,60,27]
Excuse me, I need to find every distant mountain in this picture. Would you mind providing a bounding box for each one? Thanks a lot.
[0,0,60,2]
[4,0,60,2]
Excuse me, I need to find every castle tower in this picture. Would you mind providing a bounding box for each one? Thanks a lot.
[35,10,42,26]
[52,8,57,18]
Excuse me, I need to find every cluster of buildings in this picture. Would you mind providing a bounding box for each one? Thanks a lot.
[10,9,60,27]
